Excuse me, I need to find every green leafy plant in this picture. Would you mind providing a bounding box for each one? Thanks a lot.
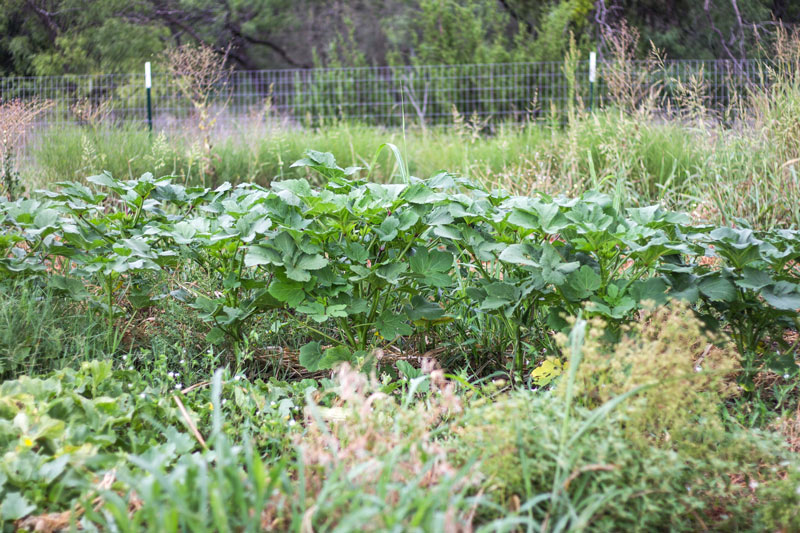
[1,149,797,378]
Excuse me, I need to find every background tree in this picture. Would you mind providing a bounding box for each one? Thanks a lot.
[0,0,166,75]
[1,0,798,76]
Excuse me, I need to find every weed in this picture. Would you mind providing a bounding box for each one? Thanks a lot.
[0,281,106,380]
[0,98,53,200]
[165,43,233,187]
[565,303,740,451]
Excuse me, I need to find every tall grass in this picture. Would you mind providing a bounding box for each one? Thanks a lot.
[0,281,107,379]
[69,312,800,531]
[17,28,800,229]
[20,98,799,229]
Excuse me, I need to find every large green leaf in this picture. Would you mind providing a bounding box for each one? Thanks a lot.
[375,216,400,241]
[343,242,369,263]
[698,275,736,302]
[480,282,519,311]
[299,341,325,371]
[296,302,348,323]
[375,262,408,283]
[48,275,90,301]
[538,243,580,286]
[403,183,446,204]
[707,227,764,269]
[628,277,669,306]
[296,254,328,271]
[271,179,313,199]
[409,248,453,274]
[299,342,353,372]
[562,265,602,300]
[507,208,540,230]
[734,267,773,291]
[534,201,569,233]
[1,492,35,521]
[406,295,447,322]
[285,251,329,282]
[761,282,800,310]
[376,311,414,340]
[268,278,305,307]
[498,243,538,267]
[87,171,125,193]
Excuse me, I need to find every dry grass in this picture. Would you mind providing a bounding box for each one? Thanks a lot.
[601,20,665,117]
[0,98,54,199]
[0,98,54,155]
[289,361,471,530]
[774,404,800,453]
[70,97,113,129]
[165,43,233,186]
[565,303,741,448]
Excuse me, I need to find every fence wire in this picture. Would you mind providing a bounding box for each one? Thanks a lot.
[0,59,767,130]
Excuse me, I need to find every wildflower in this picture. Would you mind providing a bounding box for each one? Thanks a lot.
[749,480,759,490]
[128,383,133,389]
[180,359,186,365]
[270,401,277,408]
[22,437,33,447]
[175,383,182,390]
[128,366,134,371]
[167,372,175,379]
[694,365,702,372]
[122,355,128,361]
[784,374,790,379]
[288,420,296,427]
[208,402,214,411]
[139,393,146,399]
[234,375,241,381]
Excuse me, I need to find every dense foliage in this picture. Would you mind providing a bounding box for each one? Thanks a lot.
[1,150,798,387]
[2,0,799,75]
[0,145,798,530]
[0,311,798,531]
[3,5,800,527]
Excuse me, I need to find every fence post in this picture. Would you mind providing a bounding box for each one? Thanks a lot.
[144,62,153,134]
[588,51,597,112]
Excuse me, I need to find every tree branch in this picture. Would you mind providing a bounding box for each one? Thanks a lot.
[24,0,62,43]
[729,0,747,59]
[497,0,536,36]
[703,0,740,63]
[226,25,310,69]
[594,0,623,59]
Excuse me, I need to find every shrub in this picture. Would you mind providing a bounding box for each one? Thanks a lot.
[294,362,474,531]
[566,303,740,451]
[453,315,796,531]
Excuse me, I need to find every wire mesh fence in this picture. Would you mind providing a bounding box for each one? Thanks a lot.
[0,59,767,130]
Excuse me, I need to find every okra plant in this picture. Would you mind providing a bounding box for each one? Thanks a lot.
[0,149,797,380]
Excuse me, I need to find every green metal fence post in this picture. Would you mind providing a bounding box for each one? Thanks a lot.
[589,51,596,113]
[145,61,153,135]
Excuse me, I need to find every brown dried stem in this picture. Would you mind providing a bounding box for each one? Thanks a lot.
[0,98,54,199]
[165,43,233,186]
